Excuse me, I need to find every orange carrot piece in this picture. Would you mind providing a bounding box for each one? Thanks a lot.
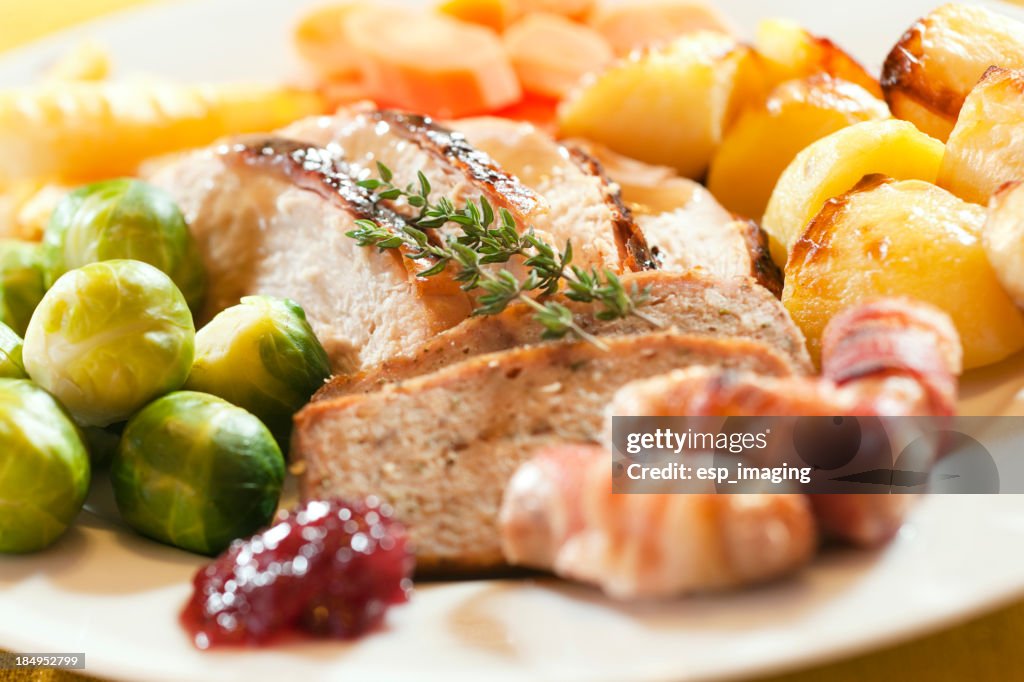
[503,13,613,99]
[343,7,522,118]
[437,0,516,32]
[493,94,560,133]
[513,0,596,22]
[588,0,738,56]
[320,77,376,111]
[294,3,363,79]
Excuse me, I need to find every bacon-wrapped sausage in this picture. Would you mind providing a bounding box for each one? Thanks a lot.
[499,298,962,597]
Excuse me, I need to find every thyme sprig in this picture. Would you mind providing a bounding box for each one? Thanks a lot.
[347,162,657,347]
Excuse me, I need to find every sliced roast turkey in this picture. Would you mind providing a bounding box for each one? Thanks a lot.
[147,138,480,373]
[294,332,799,574]
[314,270,811,400]
[283,107,653,273]
[569,140,782,295]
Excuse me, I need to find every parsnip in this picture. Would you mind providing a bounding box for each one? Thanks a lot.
[984,181,1024,309]
[0,82,324,184]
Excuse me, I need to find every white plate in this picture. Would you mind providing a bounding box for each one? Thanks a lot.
[2,1,1024,681]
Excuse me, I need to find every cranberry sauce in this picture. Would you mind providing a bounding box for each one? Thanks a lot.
[181,498,414,649]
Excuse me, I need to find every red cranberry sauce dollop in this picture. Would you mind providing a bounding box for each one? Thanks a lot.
[181,498,414,649]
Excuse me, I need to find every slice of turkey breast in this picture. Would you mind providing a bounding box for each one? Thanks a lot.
[147,139,475,374]
[452,117,652,274]
[284,107,653,273]
[568,140,782,295]
[314,270,811,400]
[293,332,798,574]
[147,107,553,372]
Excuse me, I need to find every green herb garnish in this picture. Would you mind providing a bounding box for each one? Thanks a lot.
[347,163,658,349]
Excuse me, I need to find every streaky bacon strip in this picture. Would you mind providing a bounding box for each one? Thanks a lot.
[821,297,962,416]
[500,444,816,600]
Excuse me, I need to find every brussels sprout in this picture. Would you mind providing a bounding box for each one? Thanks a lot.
[82,424,123,469]
[23,260,195,427]
[0,379,90,553]
[0,240,47,336]
[0,321,25,379]
[185,296,330,449]
[43,179,206,313]
[111,391,285,555]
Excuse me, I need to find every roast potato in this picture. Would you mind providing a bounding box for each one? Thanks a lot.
[784,176,1024,369]
[754,18,882,98]
[881,3,1024,143]
[762,119,944,264]
[983,180,1024,309]
[938,67,1024,205]
[557,31,764,179]
[708,75,890,220]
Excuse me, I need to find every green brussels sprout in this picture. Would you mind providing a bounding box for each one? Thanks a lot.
[0,379,90,553]
[185,296,330,449]
[0,240,47,336]
[111,391,285,555]
[82,424,123,469]
[0,321,25,379]
[23,260,195,427]
[43,179,206,313]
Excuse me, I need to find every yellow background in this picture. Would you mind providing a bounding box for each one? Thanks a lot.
[0,1,1023,681]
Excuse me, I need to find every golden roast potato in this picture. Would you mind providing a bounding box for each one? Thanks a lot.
[762,119,944,265]
[938,66,1024,205]
[784,175,1024,369]
[754,18,882,97]
[708,74,889,220]
[881,3,1024,142]
[558,31,764,179]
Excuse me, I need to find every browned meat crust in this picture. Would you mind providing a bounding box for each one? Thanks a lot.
[372,110,543,219]
[565,146,657,272]
[222,138,465,298]
[735,218,784,298]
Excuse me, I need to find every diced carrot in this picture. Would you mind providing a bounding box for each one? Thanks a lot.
[512,0,596,22]
[503,13,613,99]
[493,94,560,133]
[438,0,517,32]
[320,77,376,111]
[294,3,363,79]
[588,0,738,56]
[343,7,522,118]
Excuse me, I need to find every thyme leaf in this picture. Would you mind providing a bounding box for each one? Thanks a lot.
[347,164,658,347]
